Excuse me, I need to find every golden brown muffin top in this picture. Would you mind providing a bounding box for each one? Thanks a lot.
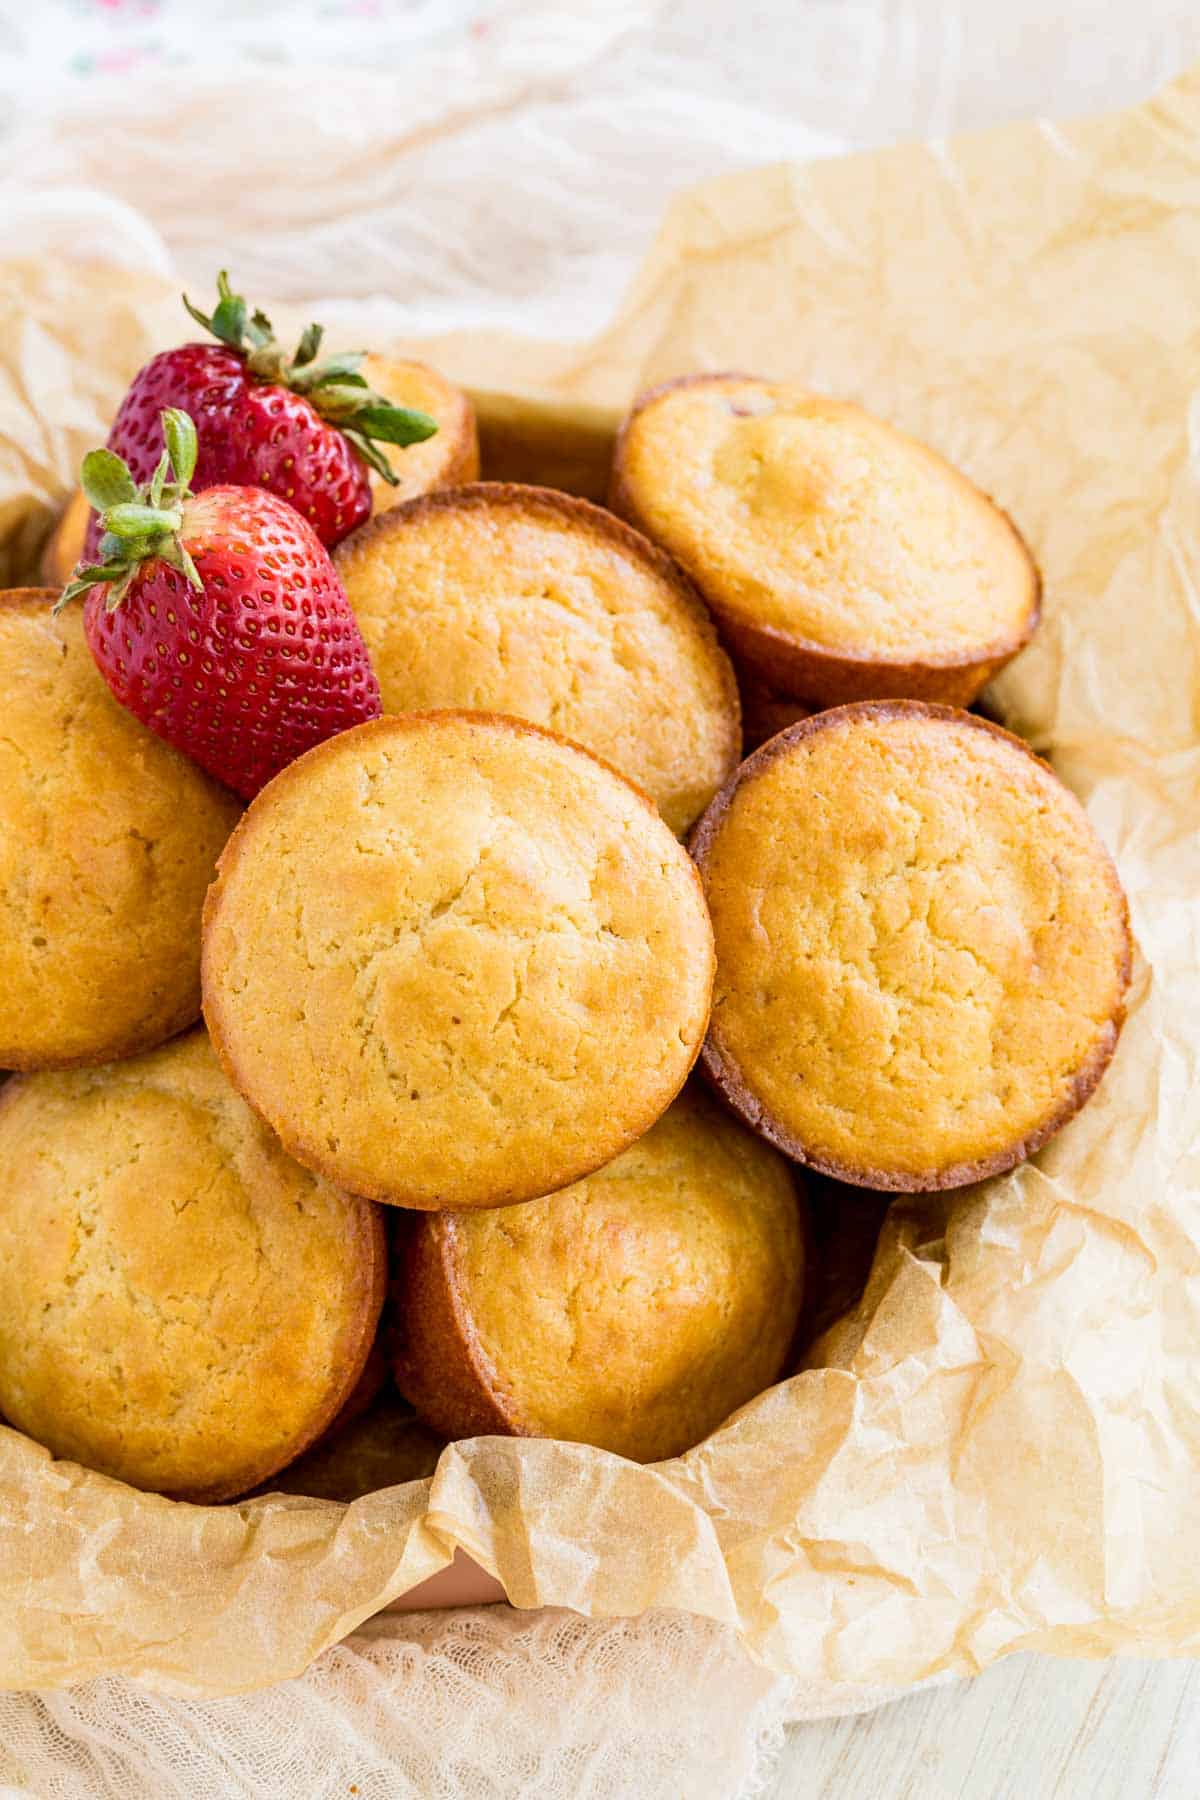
[202,712,715,1210]
[612,375,1038,667]
[0,590,241,1070]
[364,356,479,509]
[692,702,1131,1190]
[335,483,740,835]
[399,1084,805,1462]
[0,1031,385,1501]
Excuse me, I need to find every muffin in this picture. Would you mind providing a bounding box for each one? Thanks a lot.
[0,589,241,1070]
[39,488,90,586]
[0,1031,385,1501]
[263,1395,443,1502]
[392,1085,806,1462]
[691,702,1131,1191]
[203,712,715,1210]
[362,355,479,510]
[334,483,739,835]
[610,374,1040,708]
[36,359,476,583]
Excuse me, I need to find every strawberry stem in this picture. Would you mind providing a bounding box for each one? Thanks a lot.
[180,271,438,483]
[162,406,198,486]
[55,410,204,615]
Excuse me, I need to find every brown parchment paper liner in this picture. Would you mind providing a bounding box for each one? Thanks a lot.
[1,67,1199,1699]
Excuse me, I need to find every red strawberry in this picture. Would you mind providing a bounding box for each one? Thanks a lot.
[83,272,437,560]
[60,408,381,800]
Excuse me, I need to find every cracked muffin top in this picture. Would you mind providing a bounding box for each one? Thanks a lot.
[0,589,241,1070]
[334,483,740,835]
[392,1083,806,1462]
[202,712,715,1210]
[0,1030,385,1500]
[610,375,1040,708]
[690,702,1131,1191]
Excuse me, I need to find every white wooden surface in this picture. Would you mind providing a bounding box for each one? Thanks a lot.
[766,1656,1200,1798]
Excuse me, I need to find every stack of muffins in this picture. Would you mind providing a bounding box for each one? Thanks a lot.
[0,366,1131,1505]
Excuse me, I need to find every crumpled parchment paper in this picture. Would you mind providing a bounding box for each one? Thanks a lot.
[0,66,1198,1702]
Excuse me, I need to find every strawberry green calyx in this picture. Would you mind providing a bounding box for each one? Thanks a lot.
[182,270,439,483]
[55,408,204,614]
